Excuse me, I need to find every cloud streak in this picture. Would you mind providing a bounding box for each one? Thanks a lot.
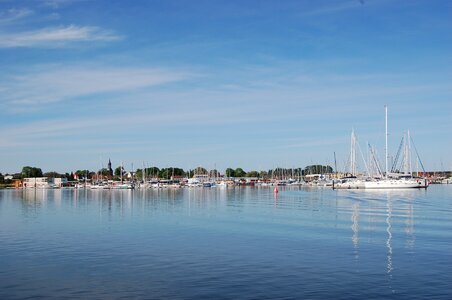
[0,8,34,24]
[0,25,122,48]
[1,65,193,109]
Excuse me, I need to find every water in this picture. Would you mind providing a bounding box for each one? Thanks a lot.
[0,186,451,299]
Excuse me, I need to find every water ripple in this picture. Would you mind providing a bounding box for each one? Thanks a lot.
[0,186,451,299]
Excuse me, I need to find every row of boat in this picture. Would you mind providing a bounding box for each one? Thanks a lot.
[75,179,318,190]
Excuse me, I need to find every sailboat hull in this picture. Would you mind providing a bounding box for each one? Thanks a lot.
[363,179,428,189]
[333,178,428,189]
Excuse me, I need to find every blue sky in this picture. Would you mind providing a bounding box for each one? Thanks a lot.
[0,0,451,173]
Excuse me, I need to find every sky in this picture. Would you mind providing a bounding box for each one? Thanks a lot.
[0,0,451,174]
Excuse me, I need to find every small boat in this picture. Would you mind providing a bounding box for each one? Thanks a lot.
[111,182,134,189]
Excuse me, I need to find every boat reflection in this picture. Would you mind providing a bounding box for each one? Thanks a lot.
[386,196,393,275]
[345,189,418,289]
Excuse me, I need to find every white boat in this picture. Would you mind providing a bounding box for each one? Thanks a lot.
[216,181,227,187]
[334,106,428,190]
[363,177,428,189]
[333,177,365,189]
[441,178,452,184]
[90,183,110,189]
[333,130,366,189]
[111,182,134,189]
[372,106,428,189]
[186,178,203,187]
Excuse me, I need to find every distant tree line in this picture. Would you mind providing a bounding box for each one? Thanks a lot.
[303,165,333,175]
[6,164,335,182]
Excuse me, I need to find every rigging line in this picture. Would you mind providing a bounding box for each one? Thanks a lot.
[356,134,371,177]
[410,135,426,173]
[369,143,383,177]
[391,136,404,172]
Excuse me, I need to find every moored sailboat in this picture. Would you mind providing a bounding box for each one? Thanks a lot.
[334,106,428,190]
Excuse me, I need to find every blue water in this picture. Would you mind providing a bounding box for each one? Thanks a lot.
[0,186,451,299]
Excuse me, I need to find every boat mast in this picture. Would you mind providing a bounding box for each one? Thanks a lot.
[334,152,338,179]
[350,129,357,176]
[142,162,145,183]
[120,161,123,183]
[385,105,388,179]
[408,130,412,175]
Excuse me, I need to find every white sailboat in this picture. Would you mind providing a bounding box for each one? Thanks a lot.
[364,106,428,189]
[363,106,428,189]
[333,129,366,189]
[334,106,428,189]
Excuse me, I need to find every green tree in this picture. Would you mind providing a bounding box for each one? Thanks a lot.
[135,168,143,180]
[177,168,185,177]
[225,168,235,177]
[43,171,62,178]
[75,170,90,179]
[209,169,220,177]
[234,168,246,177]
[0,173,4,184]
[157,167,183,179]
[99,168,111,177]
[194,166,207,175]
[304,165,333,175]
[21,166,43,178]
[159,168,169,179]
[114,166,124,177]
[145,167,160,178]
[246,170,259,177]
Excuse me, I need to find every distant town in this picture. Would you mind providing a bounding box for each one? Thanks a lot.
[1,159,451,189]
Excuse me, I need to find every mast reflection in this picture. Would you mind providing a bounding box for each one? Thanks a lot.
[386,195,393,275]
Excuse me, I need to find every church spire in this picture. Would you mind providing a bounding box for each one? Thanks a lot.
[108,159,113,176]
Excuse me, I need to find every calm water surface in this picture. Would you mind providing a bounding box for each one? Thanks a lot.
[1,186,451,299]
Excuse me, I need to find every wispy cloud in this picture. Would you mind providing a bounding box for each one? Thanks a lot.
[0,64,193,110]
[299,1,362,17]
[41,0,80,9]
[0,104,259,152]
[0,25,122,48]
[0,8,34,24]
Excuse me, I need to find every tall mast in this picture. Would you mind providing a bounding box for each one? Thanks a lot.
[385,105,388,178]
[142,162,145,183]
[408,130,412,175]
[350,129,357,176]
[334,152,338,179]
[120,161,123,183]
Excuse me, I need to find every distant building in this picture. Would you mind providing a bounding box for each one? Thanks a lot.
[23,177,68,188]
[193,174,209,180]
[23,177,51,188]
[53,178,68,187]
[13,179,23,188]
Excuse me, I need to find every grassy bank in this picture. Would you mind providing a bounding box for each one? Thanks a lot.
[0,184,14,189]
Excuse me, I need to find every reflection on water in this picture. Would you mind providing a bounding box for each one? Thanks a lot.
[0,186,451,299]
[351,201,359,253]
[386,196,393,275]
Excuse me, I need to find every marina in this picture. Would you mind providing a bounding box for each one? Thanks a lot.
[1,1,450,299]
